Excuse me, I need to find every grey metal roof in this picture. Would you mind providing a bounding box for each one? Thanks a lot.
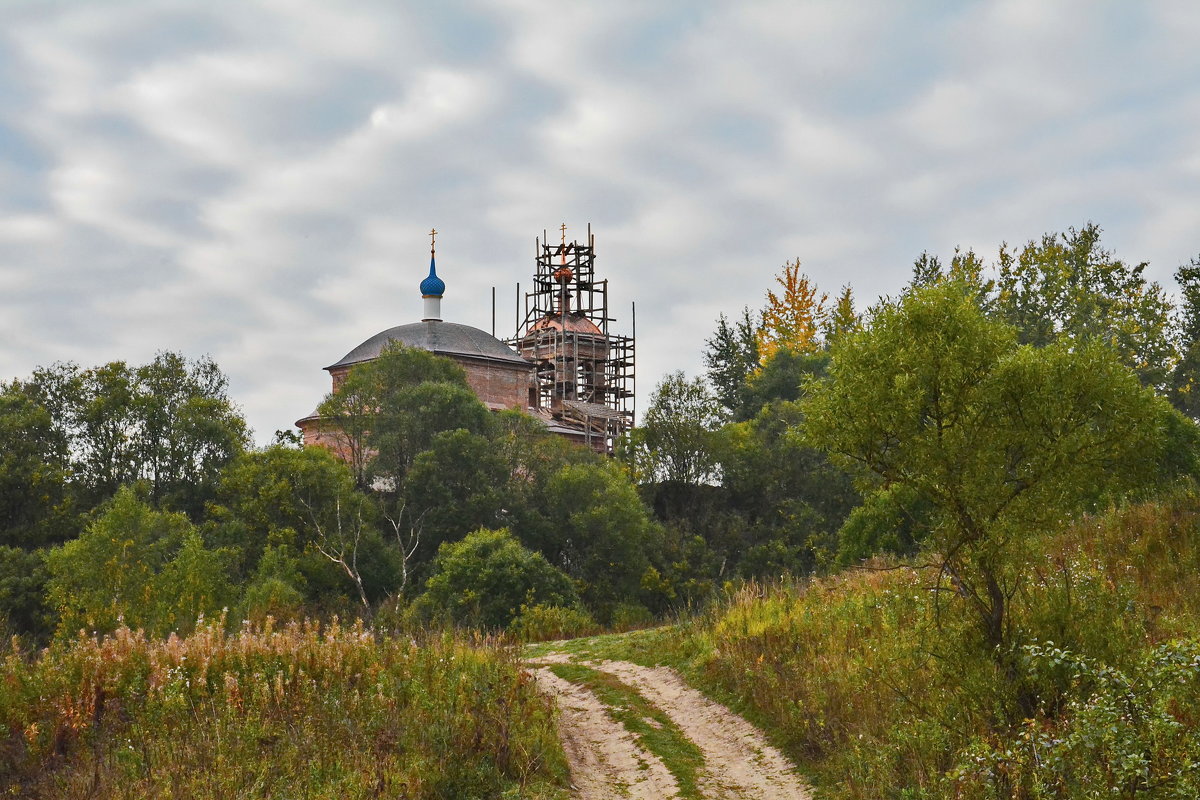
[326,321,531,370]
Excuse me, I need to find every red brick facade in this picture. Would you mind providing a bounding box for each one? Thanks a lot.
[458,356,533,410]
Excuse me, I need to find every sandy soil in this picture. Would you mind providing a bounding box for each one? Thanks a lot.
[531,666,681,799]
[529,652,811,800]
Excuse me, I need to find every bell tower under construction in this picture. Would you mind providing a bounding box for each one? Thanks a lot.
[508,225,635,453]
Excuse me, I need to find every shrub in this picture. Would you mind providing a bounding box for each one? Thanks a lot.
[508,604,598,643]
[416,528,578,629]
[951,640,1200,799]
[45,488,234,639]
[610,602,655,631]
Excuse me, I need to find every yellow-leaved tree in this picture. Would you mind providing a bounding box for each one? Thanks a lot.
[757,259,828,362]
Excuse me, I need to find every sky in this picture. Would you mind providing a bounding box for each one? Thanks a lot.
[3,0,1199,442]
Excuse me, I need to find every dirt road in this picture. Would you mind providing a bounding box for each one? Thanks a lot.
[528,651,811,800]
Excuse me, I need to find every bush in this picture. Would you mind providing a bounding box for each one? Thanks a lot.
[610,602,655,631]
[45,488,234,639]
[508,604,598,643]
[416,528,579,630]
[952,640,1200,799]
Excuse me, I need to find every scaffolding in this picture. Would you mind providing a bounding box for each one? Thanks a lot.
[506,225,635,453]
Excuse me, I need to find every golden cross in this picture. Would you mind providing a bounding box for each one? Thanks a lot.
[560,223,567,264]
[430,227,437,253]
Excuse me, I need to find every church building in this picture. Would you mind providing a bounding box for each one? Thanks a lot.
[297,226,635,454]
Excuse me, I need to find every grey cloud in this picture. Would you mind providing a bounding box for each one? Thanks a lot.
[2,1,1199,442]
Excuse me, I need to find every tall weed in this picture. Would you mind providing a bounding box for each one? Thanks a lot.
[0,617,567,799]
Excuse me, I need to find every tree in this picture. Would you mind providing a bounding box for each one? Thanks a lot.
[0,385,75,548]
[1171,255,1200,418]
[11,354,247,516]
[803,281,1162,660]
[625,372,722,486]
[132,352,249,514]
[415,528,578,629]
[738,348,830,418]
[302,485,380,615]
[399,429,510,580]
[719,399,858,577]
[822,285,860,345]
[45,487,234,638]
[532,462,658,617]
[834,484,932,566]
[241,544,307,624]
[907,248,991,300]
[0,547,51,638]
[704,308,760,416]
[210,445,395,613]
[371,381,492,483]
[318,344,492,486]
[994,224,1174,390]
[757,259,827,362]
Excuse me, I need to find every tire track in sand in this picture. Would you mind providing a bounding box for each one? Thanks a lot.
[596,660,810,799]
[531,652,810,800]
[530,666,680,799]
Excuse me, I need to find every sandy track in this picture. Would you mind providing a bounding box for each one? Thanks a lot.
[530,653,810,800]
[597,660,810,799]
[530,666,680,799]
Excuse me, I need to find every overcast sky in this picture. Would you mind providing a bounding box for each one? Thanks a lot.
[3,1,1199,442]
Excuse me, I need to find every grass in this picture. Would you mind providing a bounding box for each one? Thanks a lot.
[523,625,677,664]
[1,617,569,799]
[547,662,705,799]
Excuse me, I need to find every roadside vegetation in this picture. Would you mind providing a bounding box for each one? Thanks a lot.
[1,620,567,799]
[670,490,1200,798]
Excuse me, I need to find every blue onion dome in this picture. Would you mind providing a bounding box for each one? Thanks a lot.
[420,255,445,297]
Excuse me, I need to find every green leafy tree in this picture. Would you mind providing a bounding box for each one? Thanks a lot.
[739,348,830,419]
[531,462,658,618]
[624,371,722,486]
[834,484,933,566]
[0,385,75,548]
[719,399,858,577]
[371,381,492,483]
[416,528,578,629]
[0,547,51,638]
[994,223,1174,389]
[907,248,992,300]
[1171,255,1200,418]
[151,530,235,633]
[211,444,364,566]
[318,344,491,486]
[821,285,860,345]
[803,281,1162,661]
[45,487,233,638]
[133,352,249,514]
[13,354,247,515]
[212,444,396,614]
[241,544,307,624]
[704,308,760,416]
[400,429,510,580]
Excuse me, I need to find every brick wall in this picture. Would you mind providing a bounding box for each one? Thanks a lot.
[459,357,534,410]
